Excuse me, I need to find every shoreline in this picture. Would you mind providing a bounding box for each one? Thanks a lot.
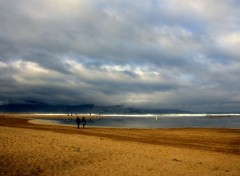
[1,115,240,155]
[26,113,240,130]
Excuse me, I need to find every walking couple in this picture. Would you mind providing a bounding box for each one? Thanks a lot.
[76,116,86,128]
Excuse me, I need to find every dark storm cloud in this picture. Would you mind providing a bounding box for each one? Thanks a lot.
[0,0,240,112]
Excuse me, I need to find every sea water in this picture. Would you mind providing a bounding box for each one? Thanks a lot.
[37,114,240,129]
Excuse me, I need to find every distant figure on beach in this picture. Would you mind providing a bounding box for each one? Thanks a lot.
[82,116,86,128]
[76,116,81,129]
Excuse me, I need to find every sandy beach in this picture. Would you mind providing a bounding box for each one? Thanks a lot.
[0,115,240,176]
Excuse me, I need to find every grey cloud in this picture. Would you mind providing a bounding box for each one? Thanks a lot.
[0,0,240,112]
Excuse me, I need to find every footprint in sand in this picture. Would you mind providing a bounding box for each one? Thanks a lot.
[172,158,182,162]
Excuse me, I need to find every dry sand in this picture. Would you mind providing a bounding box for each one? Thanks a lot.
[0,115,240,176]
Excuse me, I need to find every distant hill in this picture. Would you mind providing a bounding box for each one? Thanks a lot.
[0,103,189,114]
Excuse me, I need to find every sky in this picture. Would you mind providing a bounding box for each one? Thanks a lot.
[0,0,240,112]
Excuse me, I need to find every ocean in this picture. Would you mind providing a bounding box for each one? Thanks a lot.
[34,113,240,129]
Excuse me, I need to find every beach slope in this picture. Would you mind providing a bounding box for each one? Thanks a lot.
[0,115,240,176]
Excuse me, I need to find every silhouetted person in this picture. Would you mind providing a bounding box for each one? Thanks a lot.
[76,116,81,129]
[82,116,86,128]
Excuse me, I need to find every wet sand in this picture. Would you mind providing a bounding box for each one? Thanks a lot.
[0,114,240,175]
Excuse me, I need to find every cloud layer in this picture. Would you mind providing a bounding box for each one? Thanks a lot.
[1,0,240,112]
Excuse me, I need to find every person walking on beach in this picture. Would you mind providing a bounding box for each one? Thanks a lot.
[76,116,81,129]
[82,116,86,128]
